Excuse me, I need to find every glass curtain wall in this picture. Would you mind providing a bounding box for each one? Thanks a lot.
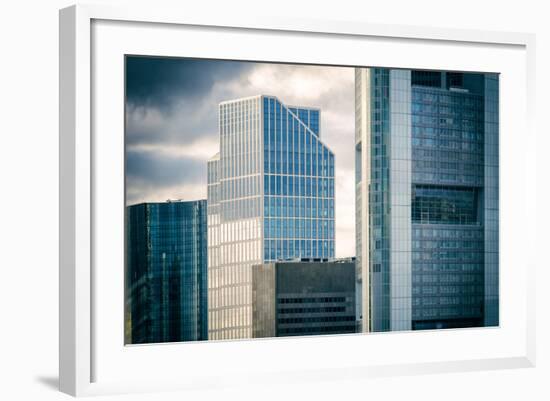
[355,68,499,332]
[263,96,335,262]
[126,200,208,344]
[208,95,335,340]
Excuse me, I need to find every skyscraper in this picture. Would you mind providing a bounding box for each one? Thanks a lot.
[207,95,335,340]
[126,200,208,344]
[355,69,499,332]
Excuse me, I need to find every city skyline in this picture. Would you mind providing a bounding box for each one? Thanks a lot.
[125,57,499,344]
[125,56,356,258]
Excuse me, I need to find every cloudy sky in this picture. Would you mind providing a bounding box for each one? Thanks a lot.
[126,56,355,258]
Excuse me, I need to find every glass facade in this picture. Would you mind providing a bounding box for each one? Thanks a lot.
[355,68,499,332]
[208,95,335,340]
[262,96,335,261]
[126,200,208,344]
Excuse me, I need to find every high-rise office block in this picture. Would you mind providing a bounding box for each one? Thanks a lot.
[126,200,208,344]
[355,69,499,332]
[207,95,335,340]
[252,258,356,338]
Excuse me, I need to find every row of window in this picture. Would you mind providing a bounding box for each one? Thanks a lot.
[412,102,484,121]
[412,172,484,186]
[411,286,484,299]
[411,307,483,319]
[411,137,484,152]
[412,126,483,141]
[411,295,483,307]
[412,160,484,173]
[218,153,261,180]
[264,148,332,176]
[412,148,483,162]
[219,197,261,221]
[211,173,335,201]
[264,218,334,240]
[412,239,483,250]
[412,115,484,132]
[411,263,484,272]
[264,174,334,198]
[278,325,357,335]
[264,239,334,261]
[412,251,483,262]
[277,306,347,314]
[278,296,347,304]
[264,196,334,219]
[218,175,261,200]
[412,90,483,109]
[411,274,483,284]
[278,315,355,324]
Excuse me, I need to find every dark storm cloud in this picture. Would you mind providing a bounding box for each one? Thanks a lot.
[125,58,357,256]
[125,57,255,151]
[126,56,252,111]
[126,149,205,189]
[125,57,253,206]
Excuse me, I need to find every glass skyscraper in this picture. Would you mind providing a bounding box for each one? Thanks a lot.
[126,200,208,344]
[207,95,335,340]
[355,69,499,332]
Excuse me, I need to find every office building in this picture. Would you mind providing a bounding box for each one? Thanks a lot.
[252,258,356,338]
[207,95,335,340]
[355,69,499,332]
[126,200,208,343]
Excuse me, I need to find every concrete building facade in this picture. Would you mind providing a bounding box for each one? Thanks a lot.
[252,259,356,338]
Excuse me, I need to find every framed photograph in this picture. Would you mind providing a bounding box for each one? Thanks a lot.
[59,4,536,396]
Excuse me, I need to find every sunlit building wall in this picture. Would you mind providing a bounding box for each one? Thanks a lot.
[207,95,335,340]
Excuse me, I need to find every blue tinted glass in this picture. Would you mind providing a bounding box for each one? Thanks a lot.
[312,139,318,175]
[288,197,294,217]
[270,240,276,260]
[264,218,270,238]
[272,175,277,196]
[281,113,287,174]
[271,197,277,218]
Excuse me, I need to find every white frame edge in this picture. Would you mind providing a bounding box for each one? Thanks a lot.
[60,5,92,397]
[59,3,537,397]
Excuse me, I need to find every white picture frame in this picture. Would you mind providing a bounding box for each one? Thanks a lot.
[59,3,536,397]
